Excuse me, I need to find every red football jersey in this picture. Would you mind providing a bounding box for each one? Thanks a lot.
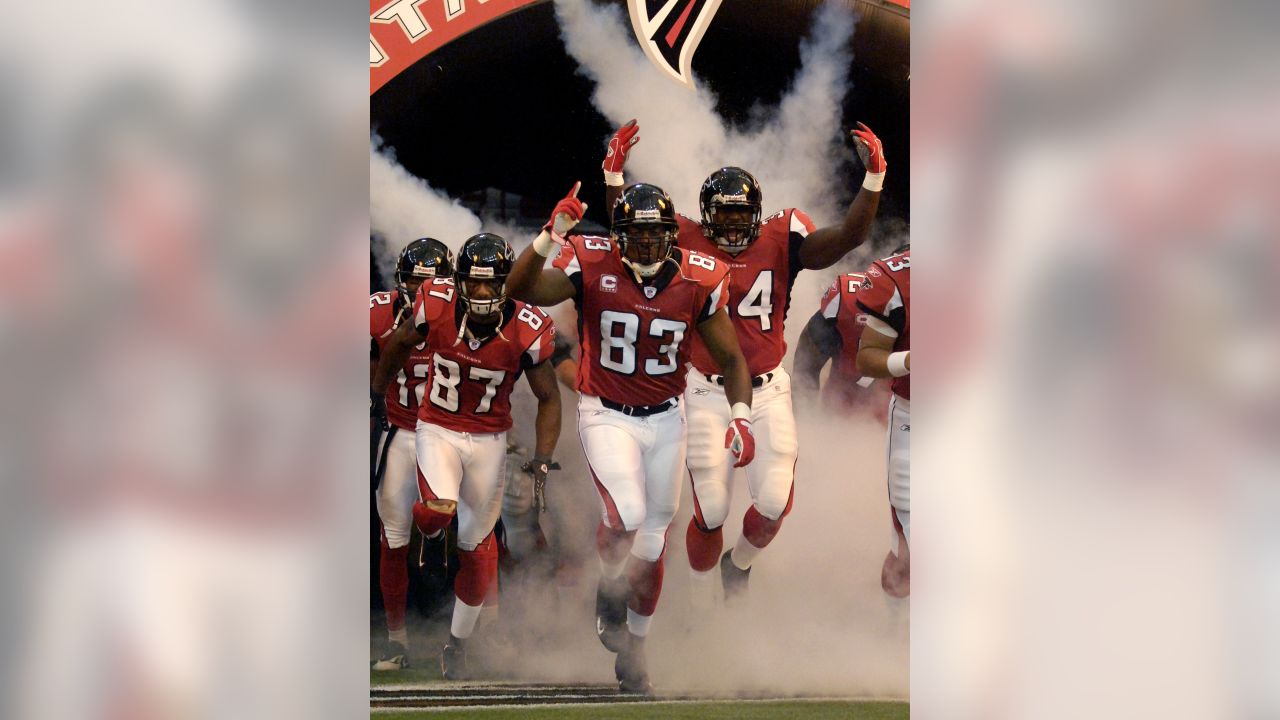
[552,235,729,406]
[679,209,816,376]
[370,289,432,431]
[855,249,911,400]
[818,272,871,394]
[410,278,556,433]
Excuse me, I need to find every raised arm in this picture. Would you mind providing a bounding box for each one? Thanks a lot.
[602,119,639,214]
[797,123,886,270]
[507,183,585,307]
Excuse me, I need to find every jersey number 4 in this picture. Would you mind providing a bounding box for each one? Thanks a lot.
[734,270,775,331]
[599,311,687,376]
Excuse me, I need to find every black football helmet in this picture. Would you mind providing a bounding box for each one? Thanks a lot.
[699,167,762,252]
[455,233,514,317]
[396,238,454,300]
[611,183,679,276]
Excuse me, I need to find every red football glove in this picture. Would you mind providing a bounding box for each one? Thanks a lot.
[851,121,886,174]
[602,119,640,186]
[725,417,755,468]
[851,122,887,192]
[543,181,587,237]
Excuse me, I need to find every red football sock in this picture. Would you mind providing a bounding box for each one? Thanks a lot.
[455,533,498,607]
[685,516,723,572]
[379,538,410,632]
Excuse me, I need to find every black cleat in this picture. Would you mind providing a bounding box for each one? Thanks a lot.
[595,577,629,653]
[372,640,410,671]
[614,633,654,695]
[720,551,750,604]
[440,634,469,681]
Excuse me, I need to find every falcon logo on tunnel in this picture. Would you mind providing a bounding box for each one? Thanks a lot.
[628,0,723,89]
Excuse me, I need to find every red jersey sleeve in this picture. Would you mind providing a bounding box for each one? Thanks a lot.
[819,278,841,320]
[854,261,906,336]
[551,238,582,279]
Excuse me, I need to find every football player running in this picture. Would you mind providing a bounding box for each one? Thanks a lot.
[602,120,887,604]
[853,246,911,599]
[372,233,562,680]
[369,238,453,670]
[507,182,755,695]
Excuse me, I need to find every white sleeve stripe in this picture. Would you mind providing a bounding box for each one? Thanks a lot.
[525,333,550,364]
[414,299,425,327]
[885,287,904,314]
[864,315,899,338]
[705,280,724,319]
[790,211,809,236]
[821,292,840,319]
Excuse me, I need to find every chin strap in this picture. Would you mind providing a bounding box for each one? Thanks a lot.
[452,307,511,347]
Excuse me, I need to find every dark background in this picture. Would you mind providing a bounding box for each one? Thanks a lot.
[370,0,909,265]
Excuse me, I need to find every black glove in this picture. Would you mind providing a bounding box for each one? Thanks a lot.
[521,457,558,513]
[371,388,389,432]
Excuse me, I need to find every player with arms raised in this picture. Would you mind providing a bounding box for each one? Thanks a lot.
[602,120,888,602]
[369,237,452,670]
[507,182,755,694]
[372,233,562,679]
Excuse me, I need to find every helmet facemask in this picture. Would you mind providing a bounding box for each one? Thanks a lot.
[457,271,507,319]
[702,203,761,254]
[615,223,676,278]
[396,263,439,301]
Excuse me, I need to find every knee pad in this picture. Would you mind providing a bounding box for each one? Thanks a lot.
[412,499,456,536]
[688,472,730,530]
[685,517,723,572]
[596,521,635,566]
[631,529,667,563]
[455,533,499,607]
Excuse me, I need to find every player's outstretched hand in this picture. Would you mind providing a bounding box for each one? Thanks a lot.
[725,417,756,468]
[544,181,587,238]
[602,119,640,185]
[851,122,887,184]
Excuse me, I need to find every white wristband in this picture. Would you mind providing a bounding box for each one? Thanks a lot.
[730,402,751,421]
[862,171,885,193]
[887,351,909,377]
[603,170,625,187]
[532,229,558,257]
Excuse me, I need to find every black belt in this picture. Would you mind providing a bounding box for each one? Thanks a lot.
[704,372,774,389]
[601,397,677,417]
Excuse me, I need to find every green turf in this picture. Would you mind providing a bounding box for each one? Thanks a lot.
[373,700,908,719]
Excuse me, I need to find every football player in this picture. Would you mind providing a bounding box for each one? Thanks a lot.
[602,120,887,603]
[792,271,887,417]
[506,182,756,694]
[369,237,453,670]
[853,246,911,598]
[372,233,562,679]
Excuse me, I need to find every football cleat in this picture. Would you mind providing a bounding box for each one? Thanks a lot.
[720,551,751,604]
[440,634,469,681]
[614,633,654,695]
[594,577,629,653]
[372,641,410,671]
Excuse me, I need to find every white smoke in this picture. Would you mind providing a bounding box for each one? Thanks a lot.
[553,0,856,226]
[553,0,883,356]
[369,135,481,277]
